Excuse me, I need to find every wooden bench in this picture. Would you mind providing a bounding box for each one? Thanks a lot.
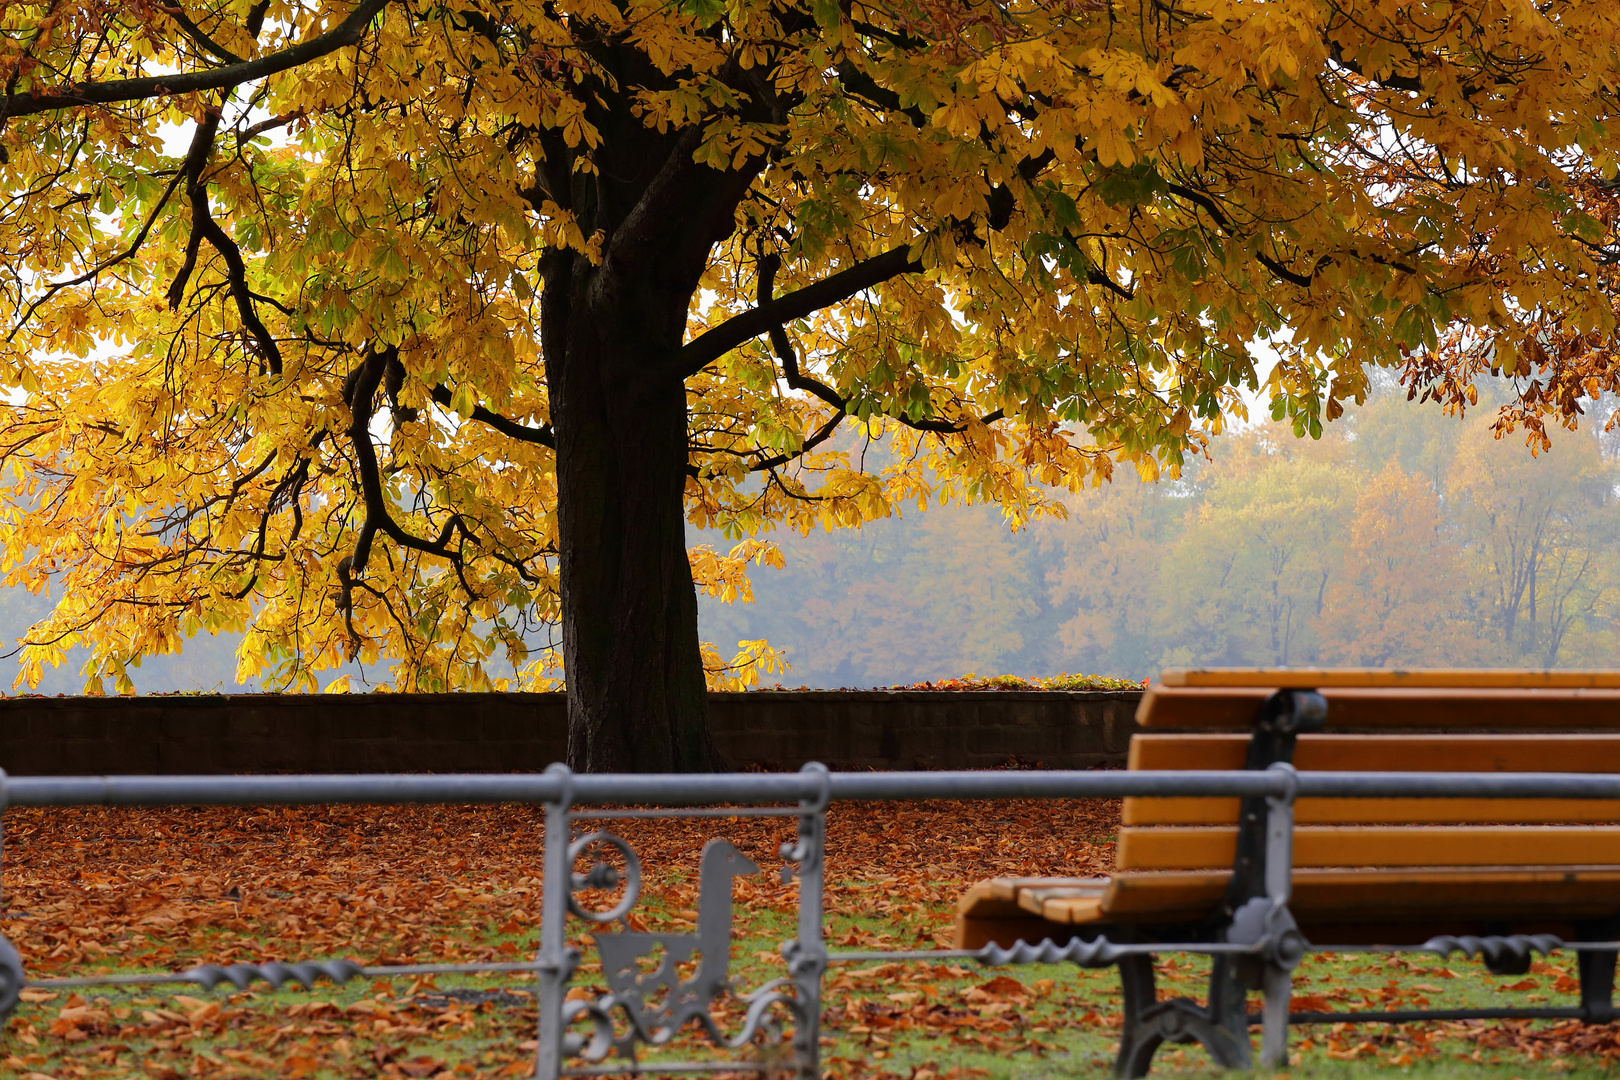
[956,669,1620,1076]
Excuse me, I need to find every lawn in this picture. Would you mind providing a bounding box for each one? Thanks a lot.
[1,798,1616,1078]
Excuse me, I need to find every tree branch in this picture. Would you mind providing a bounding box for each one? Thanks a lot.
[428,384,555,447]
[337,348,484,648]
[1164,180,1317,288]
[671,243,922,380]
[744,409,848,473]
[6,165,187,342]
[173,126,285,374]
[726,252,1004,472]
[161,5,246,64]
[758,253,848,412]
[1326,41,1425,95]
[2,0,392,119]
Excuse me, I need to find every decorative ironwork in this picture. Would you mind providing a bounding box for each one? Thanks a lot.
[1423,934,1564,976]
[9,753,1620,1077]
[590,839,756,1038]
[187,960,364,991]
[558,831,808,1072]
[567,831,642,923]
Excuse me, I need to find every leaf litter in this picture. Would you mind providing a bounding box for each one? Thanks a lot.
[2,797,1616,1077]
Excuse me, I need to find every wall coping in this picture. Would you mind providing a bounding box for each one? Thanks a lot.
[0,689,1144,707]
[0,690,1146,774]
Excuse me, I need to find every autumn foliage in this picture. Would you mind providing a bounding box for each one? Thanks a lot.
[1,0,1619,764]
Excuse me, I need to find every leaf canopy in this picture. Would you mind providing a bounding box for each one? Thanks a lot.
[1,0,1617,691]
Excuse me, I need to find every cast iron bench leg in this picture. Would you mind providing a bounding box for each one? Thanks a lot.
[1114,953,1251,1077]
[1114,954,1159,1078]
[1576,920,1620,1024]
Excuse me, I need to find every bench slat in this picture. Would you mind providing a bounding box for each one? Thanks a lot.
[1138,686,1620,729]
[1124,795,1620,825]
[1124,733,1620,824]
[956,866,1620,946]
[1104,866,1620,923]
[1117,825,1620,870]
[988,876,1107,901]
[1130,732,1620,771]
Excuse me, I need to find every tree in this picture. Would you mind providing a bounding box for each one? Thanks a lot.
[1156,435,1353,667]
[1447,419,1617,664]
[1046,473,1181,677]
[1317,463,1474,666]
[2,1,1619,769]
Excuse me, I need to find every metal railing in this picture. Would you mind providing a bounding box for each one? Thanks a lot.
[3,762,1620,1076]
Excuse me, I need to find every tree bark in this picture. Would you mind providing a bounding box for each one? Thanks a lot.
[547,253,721,773]
[536,49,787,772]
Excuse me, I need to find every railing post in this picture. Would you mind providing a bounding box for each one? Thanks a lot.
[0,766,18,1025]
[535,764,576,1080]
[785,762,830,1080]
[1260,762,1299,1069]
[0,766,7,912]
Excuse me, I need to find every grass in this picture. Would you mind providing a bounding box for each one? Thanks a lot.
[4,801,1618,1078]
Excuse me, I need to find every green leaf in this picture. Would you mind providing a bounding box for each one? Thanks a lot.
[679,0,727,26]
[449,383,478,419]
[1092,162,1165,209]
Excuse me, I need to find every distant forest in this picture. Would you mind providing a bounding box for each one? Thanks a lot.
[700,379,1620,687]
[5,379,1618,692]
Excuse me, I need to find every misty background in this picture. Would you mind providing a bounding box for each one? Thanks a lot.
[5,377,1617,693]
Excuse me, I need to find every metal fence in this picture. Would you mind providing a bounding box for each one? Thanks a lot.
[3,762,1620,1077]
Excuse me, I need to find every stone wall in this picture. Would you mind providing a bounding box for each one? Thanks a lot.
[0,690,1144,775]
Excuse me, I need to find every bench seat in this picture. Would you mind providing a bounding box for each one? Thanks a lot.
[956,670,1620,1075]
[959,866,1620,947]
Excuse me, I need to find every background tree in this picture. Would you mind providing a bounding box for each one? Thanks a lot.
[691,381,1620,687]
[1047,475,1175,675]
[3,1,1620,768]
[1316,463,1474,666]
[1158,447,1353,667]
[1447,420,1618,665]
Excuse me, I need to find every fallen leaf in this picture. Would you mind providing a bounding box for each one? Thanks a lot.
[972,975,1029,1000]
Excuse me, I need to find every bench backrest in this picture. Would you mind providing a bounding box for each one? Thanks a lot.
[1122,670,1620,874]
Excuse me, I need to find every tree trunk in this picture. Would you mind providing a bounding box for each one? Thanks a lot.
[548,260,721,773]
[534,55,780,772]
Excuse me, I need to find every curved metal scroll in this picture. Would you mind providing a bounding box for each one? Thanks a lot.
[974,935,1127,968]
[1131,998,1251,1067]
[186,959,364,991]
[563,979,805,1063]
[1423,934,1563,976]
[1114,955,1250,1079]
[568,835,787,1067]
[567,832,643,924]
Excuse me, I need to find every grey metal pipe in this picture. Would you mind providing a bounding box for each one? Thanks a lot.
[1,774,573,806]
[10,768,1620,808]
[823,769,1286,800]
[1294,770,1620,799]
[1,768,1293,807]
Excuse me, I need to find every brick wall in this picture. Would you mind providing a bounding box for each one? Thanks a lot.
[0,690,1144,775]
